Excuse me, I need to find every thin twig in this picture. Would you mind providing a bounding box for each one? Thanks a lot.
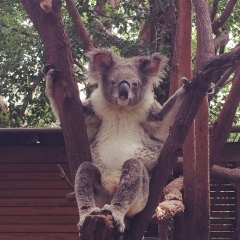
[212,0,238,35]
[57,164,74,190]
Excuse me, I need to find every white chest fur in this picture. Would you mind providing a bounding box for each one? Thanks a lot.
[91,110,147,193]
[92,111,145,166]
[90,88,158,193]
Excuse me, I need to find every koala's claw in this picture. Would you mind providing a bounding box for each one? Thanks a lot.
[207,82,215,95]
[77,206,101,234]
[42,65,62,79]
[101,204,125,234]
[181,77,191,86]
[42,64,56,76]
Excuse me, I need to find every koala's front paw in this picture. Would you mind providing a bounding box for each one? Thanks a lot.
[181,77,191,87]
[42,64,56,77]
[207,82,215,95]
[77,206,101,235]
[101,204,125,235]
[43,65,62,79]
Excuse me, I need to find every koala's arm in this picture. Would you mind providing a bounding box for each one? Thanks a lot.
[44,66,101,140]
[82,99,102,142]
[44,66,61,122]
[149,79,190,122]
[147,80,191,141]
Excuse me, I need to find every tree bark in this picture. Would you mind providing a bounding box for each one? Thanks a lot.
[168,1,193,240]
[212,0,238,35]
[192,1,214,239]
[65,0,94,51]
[21,0,92,181]
[210,65,240,165]
[125,54,217,240]
[154,177,184,221]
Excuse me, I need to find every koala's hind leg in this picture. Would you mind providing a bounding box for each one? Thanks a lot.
[102,158,150,234]
[75,162,110,233]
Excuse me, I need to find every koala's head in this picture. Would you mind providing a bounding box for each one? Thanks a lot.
[86,48,168,107]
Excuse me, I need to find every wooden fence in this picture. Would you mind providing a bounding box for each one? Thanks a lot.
[0,128,239,239]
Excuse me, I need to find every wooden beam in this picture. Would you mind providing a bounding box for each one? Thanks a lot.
[0,146,67,163]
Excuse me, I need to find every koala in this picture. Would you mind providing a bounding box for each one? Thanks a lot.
[44,48,191,237]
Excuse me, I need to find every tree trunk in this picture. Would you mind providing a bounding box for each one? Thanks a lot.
[191,1,215,239]
[169,1,193,239]
[21,0,92,181]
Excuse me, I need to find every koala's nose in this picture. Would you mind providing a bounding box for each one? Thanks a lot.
[118,80,130,100]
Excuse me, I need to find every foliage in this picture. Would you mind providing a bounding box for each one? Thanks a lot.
[0,0,54,127]
[0,0,240,134]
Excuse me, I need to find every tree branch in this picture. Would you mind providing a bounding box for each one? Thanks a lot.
[208,66,235,101]
[174,158,240,184]
[211,165,240,183]
[193,0,215,69]
[210,64,240,165]
[210,0,219,22]
[57,164,74,189]
[65,0,94,51]
[20,80,39,118]
[73,59,86,72]
[21,0,92,181]
[212,0,238,35]
[126,36,240,240]
[93,18,125,49]
[153,177,184,221]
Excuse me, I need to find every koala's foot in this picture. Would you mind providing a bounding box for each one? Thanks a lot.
[77,206,101,234]
[101,204,126,235]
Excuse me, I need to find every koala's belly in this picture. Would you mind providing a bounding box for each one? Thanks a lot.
[90,127,160,194]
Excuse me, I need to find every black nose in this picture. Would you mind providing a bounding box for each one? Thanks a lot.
[118,80,130,100]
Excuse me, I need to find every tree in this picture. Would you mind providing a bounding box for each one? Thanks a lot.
[4,0,240,239]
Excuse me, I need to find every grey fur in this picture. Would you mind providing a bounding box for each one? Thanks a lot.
[44,48,191,236]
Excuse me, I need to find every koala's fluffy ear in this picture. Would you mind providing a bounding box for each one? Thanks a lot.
[139,54,168,86]
[86,48,116,85]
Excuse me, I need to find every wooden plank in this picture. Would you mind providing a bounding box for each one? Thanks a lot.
[211,211,236,218]
[0,172,69,181]
[211,204,236,211]
[0,189,72,198]
[0,163,69,172]
[0,146,67,163]
[210,191,236,197]
[210,231,234,238]
[0,215,78,225]
[0,181,71,189]
[210,186,236,192]
[0,225,77,233]
[0,233,78,240]
[210,198,236,204]
[0,207,78,216]
[211,218,236,225]
[219,142,240,162]
[210,224,234,231]
[0,198,77,207]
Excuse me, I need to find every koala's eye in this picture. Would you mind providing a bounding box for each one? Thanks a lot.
[133,82,139,87]
[110,80,116,86]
